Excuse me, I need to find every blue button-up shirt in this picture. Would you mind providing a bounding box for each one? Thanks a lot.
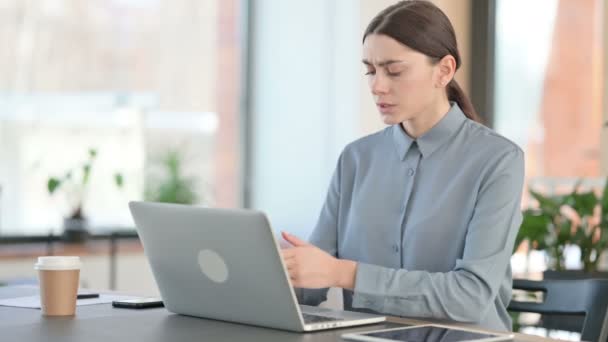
[298,103,525,332]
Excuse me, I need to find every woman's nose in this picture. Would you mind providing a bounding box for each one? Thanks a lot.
[370,74,390,95]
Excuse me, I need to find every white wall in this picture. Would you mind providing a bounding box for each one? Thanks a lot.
[601,0,608,174]
[249,0,360,239]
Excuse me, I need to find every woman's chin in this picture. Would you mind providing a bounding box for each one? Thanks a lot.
[380,113,402,126]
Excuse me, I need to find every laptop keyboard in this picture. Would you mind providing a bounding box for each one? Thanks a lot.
[302,313,345,324]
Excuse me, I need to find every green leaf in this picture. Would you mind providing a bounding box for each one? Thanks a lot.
[82,163,91,185]
[572,225,587,244]
[114,173,124,188]
[601,177,608,223]
[89,148,97,159]
[529,189,562,216]
[47,178,61,194]
[145,150,198,205]
[564,191,598,218]
[556,218,572,245]
[522,180,608,269]
[515,209,551,251]
[599,229,608,249]
[165,151,180,176]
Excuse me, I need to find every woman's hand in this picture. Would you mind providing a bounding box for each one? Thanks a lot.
[280,231,357,290]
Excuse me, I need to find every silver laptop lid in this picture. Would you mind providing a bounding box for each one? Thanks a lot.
[129,201,306,331]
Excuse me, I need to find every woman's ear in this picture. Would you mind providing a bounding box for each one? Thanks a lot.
[436,55,456,87]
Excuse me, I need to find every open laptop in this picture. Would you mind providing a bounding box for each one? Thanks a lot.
[129,201,386,332]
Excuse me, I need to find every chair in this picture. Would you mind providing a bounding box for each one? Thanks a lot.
[508,278,608,341]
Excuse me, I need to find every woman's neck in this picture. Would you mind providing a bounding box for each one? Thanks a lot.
[401,99,451,139]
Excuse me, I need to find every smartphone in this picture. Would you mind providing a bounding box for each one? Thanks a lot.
[112,298,164,309]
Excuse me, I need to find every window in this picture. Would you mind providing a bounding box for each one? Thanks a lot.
[495,0,604,188]
[495,0,605,275]
[0,0,242,235]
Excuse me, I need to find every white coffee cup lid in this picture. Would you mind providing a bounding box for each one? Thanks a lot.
[34,256,82,270]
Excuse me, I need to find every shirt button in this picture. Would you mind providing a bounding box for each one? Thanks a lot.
[407,168,415,176]
[392,244,400,253]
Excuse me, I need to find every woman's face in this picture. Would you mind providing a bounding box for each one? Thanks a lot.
[362,34,447,125]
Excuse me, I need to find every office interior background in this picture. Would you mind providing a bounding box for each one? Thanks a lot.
[0,0,606,340]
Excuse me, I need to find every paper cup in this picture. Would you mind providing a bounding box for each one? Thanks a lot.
[35,256,81,316]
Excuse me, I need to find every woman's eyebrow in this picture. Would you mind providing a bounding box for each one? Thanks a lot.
[361,59,407,67]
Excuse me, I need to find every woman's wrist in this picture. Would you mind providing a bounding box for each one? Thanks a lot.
[333,259,357,290]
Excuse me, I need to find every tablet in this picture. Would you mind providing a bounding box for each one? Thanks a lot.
[342,324,514,342]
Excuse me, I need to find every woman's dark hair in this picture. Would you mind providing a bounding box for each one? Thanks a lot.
[363,0,481,123]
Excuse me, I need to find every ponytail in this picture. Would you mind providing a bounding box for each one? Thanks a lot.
[447,80,482,124]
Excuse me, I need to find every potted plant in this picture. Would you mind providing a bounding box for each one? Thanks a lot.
[515,177,608,278]
[47,148,124,242]
[144,150,199,205]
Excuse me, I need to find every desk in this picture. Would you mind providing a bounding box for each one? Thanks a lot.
[0,286,562,342]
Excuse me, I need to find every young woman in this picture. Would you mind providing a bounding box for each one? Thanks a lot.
[280,0,524,332]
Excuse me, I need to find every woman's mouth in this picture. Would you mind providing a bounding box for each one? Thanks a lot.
[377,103,396,114]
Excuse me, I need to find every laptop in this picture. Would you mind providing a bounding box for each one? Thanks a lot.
[129,201,386,332]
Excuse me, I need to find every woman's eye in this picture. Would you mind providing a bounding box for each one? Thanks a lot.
[365,70,376,76]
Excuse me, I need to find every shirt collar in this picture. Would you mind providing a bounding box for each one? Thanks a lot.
[391,102,467,160]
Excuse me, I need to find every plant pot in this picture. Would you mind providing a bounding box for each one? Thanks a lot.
[62,217,89,243]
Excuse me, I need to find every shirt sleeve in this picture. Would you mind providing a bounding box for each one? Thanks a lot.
[296,152,344,306]
[351,147,525,323]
